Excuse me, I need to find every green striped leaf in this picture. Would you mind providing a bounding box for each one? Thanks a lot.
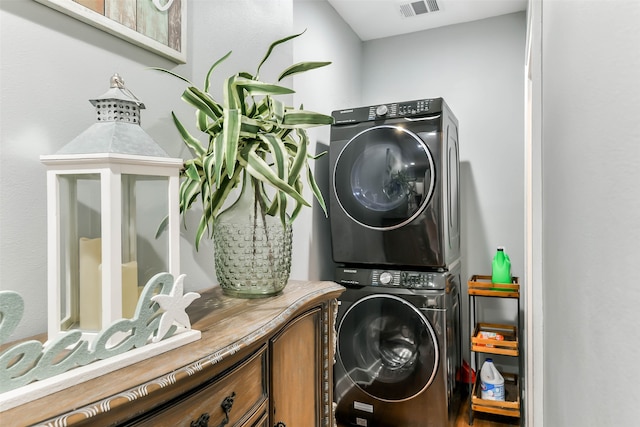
[282,110,334,128]
[278,61,331,81]
[204,50,232,92]
[223,108,241,178]
[271,97,285,124]
[258,133,287,183]
[203,153,217,189]
[256,30,305,77]
[289,129,308,185]
[149,67,193,85]
[179,178,201,213]
[194,213,210,251]
[278,191,288,228]
[182,87,218,120]
[184,163,200,181]
[234,79,295,97]
[171,112,205,157]
[245,151,310,207]
[289,179,305,223]
[307,164,327,216]
[213,132,225,186]
[188,86,223,117]
[223,75,240,110]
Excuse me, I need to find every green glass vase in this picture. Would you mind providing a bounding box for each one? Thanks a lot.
[213,172,292,298]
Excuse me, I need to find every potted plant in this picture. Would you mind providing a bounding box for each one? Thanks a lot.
[153,32,333,298]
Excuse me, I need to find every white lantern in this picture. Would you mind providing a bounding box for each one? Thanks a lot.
[41,74,183,343]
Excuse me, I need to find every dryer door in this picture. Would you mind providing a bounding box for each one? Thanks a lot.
[337,293,439,401]
[333,125,436,230]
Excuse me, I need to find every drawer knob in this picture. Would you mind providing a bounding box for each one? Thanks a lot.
[190,392,236,427]
[274,422,287,427]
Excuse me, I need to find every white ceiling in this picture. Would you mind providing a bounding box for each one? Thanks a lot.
[326,0,528,40]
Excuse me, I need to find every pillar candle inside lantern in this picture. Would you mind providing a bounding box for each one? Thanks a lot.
[79,237,102,330]
[79,238,140,330]
[121,260,139,318]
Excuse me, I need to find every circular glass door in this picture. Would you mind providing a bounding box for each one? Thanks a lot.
[337,294,439,401]
[333,125,435,230]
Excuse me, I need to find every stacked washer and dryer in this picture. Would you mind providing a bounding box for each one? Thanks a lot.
[329,98,462,427]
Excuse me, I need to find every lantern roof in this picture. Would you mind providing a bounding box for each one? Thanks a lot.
[55,74,170,158]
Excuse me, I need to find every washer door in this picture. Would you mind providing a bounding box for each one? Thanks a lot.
[333,125,436,230]
[337,294,439,402]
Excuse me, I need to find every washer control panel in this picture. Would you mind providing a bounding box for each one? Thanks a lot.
[332,98,443,124]
[371,269,445,289]
[367,98,437,120]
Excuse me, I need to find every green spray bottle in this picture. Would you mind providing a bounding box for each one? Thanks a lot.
[491,247,512,284]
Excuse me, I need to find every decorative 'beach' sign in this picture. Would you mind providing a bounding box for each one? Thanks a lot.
[0,272,200,410]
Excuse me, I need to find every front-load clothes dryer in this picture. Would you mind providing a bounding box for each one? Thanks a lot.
[329,98,460,271]
[333,266,461,427]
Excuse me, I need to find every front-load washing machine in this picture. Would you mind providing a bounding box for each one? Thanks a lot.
[329,98,459,271]
[334,265,462,427]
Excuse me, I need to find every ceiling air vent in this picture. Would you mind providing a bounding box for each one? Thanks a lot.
[398,0,441,18]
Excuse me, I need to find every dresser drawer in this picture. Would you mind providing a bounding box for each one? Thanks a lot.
[131,346,267,426]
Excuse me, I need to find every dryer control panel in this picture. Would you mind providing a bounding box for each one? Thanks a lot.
[332,97,443,124]
[334,266,446,289]
[372,269,445,289]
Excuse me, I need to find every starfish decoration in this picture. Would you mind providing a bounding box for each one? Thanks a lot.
[150,274,200,343]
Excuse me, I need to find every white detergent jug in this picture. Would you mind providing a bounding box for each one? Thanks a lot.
[480,359,505,401]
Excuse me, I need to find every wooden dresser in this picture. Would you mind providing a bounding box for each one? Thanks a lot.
[1,280,344,427]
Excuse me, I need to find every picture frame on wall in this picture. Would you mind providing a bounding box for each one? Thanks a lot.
[33,0,187,64]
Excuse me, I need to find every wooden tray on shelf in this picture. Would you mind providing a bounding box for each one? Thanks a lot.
[468,275,520,297]
[471,372,520,418]
[471,323,519,356]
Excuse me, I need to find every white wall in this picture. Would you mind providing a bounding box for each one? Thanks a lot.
[0,0,299,340]
[362,13,527,358]
[290,0,363,281]
[541,1,640,425]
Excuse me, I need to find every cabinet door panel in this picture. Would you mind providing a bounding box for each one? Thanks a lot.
[270,308,321,426]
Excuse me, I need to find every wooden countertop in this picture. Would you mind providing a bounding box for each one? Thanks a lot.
[0,280,344,427]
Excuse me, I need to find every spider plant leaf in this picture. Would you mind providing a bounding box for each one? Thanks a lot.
[258,133,287,183]
[265,193,279,216]
[172,112,206,157]
[213,132,225,185]
[204,50,232,93]
[278,61,331,82]
[255,97,270,118]
[204,117,224,137]
[179,178,201,213]
[307,164,327,216]
[245,151,310,207]
[256,30,305,77]
[278,191,288,228]
[223,75,240,110]
[223,108,241,178]
[289,129,308,185]
[308,150,328,160]
[288,180,305,223]
[155,215,169,239]
[191,86,224,117]
[209,168,242,218]
[282,110,334,128]
[149,67,194,86]
[196,110,209,133]
[182,88,217,120]
[203,153,217,189]
[184,162,201,181]
[240,116,260,138]
[234,79,295,97]
[271,97,285,124]
[194,213,209,251]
